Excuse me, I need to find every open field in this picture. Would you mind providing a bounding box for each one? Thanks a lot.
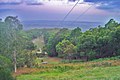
[15,59,120,80]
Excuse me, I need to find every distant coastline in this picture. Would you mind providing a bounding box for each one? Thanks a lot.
[22,20,103,31]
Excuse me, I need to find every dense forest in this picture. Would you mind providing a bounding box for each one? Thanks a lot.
[0,16,120,79]
[44,19,120,61]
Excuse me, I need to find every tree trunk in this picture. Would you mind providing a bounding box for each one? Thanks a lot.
[13,50,17,73]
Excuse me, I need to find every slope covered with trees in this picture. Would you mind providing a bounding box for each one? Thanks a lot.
[44,19,120,61]
[0,16,120,79]
[0,16,36,79]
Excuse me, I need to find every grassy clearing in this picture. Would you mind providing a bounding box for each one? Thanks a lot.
[32,36,45,49]
[16,59,120,80]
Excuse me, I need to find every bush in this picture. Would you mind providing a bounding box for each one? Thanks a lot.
[0,67,15,80]
[54,66,73,72]
[0,55,12,70]
[92,56,120,62]
[0,55,15,80]
[61,59,83,63]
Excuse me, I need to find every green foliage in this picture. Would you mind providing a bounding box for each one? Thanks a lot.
[61,59,83,63]
[56,39,76,58]
[26,28,60,40]
[105,19,119,30]
[92,56,120,62]
[44,19,120,61]
[69,27,82,45]
[45,28,71,56]
[0,55,12,70]
[0,67,15,80]
[0,16,37,69]
[0,55,15,80]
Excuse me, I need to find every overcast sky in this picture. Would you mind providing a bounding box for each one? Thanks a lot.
[0,0,120,22]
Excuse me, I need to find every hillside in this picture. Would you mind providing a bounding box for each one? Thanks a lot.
[1,0,120,79]
[28,28,60,49]
[15,57,120,80]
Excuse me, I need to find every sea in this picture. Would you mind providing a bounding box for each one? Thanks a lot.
[22,20,104,31]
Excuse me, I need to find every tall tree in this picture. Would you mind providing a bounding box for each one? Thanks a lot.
[56,39,76,59]
[70,27,82,45]
[46,28,70,56]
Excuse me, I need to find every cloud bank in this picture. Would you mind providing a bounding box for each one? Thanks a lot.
[0,0,85,5]
[85,0,120,12]
[0,0,22,5]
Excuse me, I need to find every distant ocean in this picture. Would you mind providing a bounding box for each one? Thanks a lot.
[22,20,104,31]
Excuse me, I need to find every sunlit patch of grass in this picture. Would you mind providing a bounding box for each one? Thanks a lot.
[16,59,120,80]
[17,66,120,80]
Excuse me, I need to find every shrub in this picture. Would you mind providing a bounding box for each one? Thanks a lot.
[0,55,12,70]
[0,55,15,80]
[0,67,15,80]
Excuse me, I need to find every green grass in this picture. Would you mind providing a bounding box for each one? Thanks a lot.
[17,62,120,80]
[17,66,120,80]
[91,56,120,62]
